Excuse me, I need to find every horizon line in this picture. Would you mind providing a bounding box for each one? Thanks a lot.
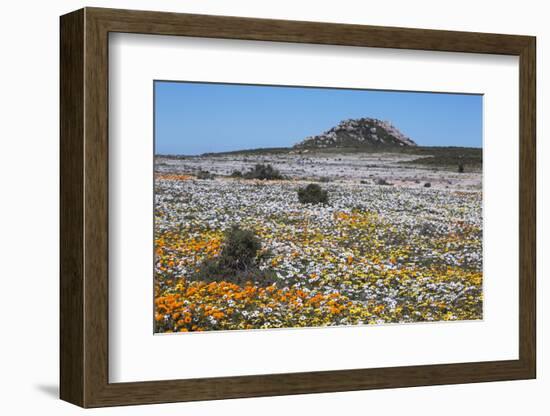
[154,144,483,157]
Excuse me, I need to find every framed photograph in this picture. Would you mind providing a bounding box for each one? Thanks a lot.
[60,7,536,408]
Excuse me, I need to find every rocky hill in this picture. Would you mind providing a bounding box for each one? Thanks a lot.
[294,117,417,149]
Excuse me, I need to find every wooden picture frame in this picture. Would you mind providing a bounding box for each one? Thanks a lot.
[60,7,536,408]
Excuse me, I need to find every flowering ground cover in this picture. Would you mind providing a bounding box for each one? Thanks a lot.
[154,156,482,333]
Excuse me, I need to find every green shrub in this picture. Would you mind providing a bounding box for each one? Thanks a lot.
[229,169,243,177]
[218,226,261,270]
[243,164,283,180]
[375,178,392,186]
[298,183,328,204]
[190,225,277,286]
[458,162,465,173]
[196,170,214,179]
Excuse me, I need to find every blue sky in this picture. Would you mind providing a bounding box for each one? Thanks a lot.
[155,81,482,155]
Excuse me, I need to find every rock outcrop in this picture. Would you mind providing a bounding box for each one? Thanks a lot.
[294,118,417,149]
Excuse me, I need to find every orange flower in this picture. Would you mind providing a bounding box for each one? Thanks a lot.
[373,305,385,314]
[329,306,340,314]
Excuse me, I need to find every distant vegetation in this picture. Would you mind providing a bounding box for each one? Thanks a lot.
[242,164,283,180]
[400,156,481,171]
[157,145,482,173]
[375,178,392,186]
[395,146,482,171]
[196,169,215,179]
[156,146,483,170]
[201,147,290,157]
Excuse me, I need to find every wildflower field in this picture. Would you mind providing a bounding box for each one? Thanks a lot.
[154,153,483,333]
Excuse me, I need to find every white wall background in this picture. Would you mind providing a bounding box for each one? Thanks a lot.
[0,0,545,414]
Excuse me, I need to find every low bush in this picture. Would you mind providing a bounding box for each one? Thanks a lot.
[229,169,243,178]
[297,183,328,204]
[375,178,392,186]
[196,170,214,180]
[424,182,432,188]
[218,226,261,270]
[243,164,283,180]
[191,225,277,287]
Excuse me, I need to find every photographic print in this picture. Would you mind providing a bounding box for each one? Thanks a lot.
[154,81,483,333]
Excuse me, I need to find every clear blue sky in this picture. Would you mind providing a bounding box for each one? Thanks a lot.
[155,81,482,155]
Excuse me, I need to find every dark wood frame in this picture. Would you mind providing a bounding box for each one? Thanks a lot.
[60,7,536,408]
